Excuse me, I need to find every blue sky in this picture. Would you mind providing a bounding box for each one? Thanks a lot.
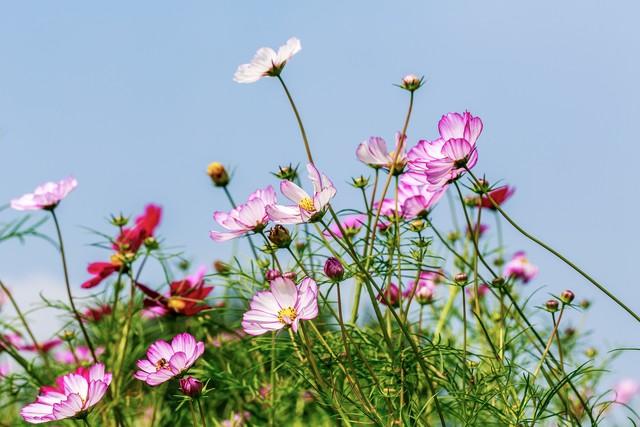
[0,0,638,406]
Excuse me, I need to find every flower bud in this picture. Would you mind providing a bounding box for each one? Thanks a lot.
[560,290,575,304]
[584,347,597,358]
[179,376,203,398]
[60,330,76,342]
[110,214,129,227]
[493,257,505,267]
[295,241,307,253]
[579,299,591,310]
[351,175,370,189]
[265,269,296,282]
[378,283,400,307]
[213,260,230,276]
[409,219,426,233]
[143,236,159,250]
[268,225,291,249]
[447,231,460,243]
[545,299,559,313]
[491,277,505,287]
[400,74,423,91]
[206,162,230,187]
[324,257,345,282]
[454,272,468,284]
[273,164,299,181]
[178,259,190,271]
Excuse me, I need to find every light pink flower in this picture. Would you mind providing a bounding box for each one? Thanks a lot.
[54,346,105,365]
[234,37,301,83]
[373,179,445,219]
[356,133,407,172]
[404,272,439,305]
[134,333,204,386]
[0,361,10,378]
[11,176,77,211]
[407,112,483,187]
[20,363,111,424]
[266,164,336,224]
[241,277,318,336]
[210,186,277,242]
[613,379,640,405]
[323,214,366,239]
[504,251,538,283]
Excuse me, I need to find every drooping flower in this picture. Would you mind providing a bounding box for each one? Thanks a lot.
[134,333,205,386]
[138,267,213,318]
[234,37,301,83]
[210,186,277,242]
[241,277,318,336]
[20,363,112,424]
[378,283,400,307]
[478,185,515,209]
[267,164,336,224]
[407,112,483,188]
[504,251,538,283]
[356,133,407,173]
[81,204,162,289]
[55,346,105,365]
[11,176,77,211]
[323,214,366,239]
[613,379,640,405]
[404,272,439,305]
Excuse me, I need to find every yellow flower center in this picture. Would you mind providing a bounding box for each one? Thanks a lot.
[298,197,315,212]
[277,306,298,324]
[155,358,168,370]
[167,297,187,311]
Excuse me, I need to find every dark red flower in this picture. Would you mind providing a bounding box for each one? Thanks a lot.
[479,186,515,209]
[137,274,213,317]
[83,304,112,322]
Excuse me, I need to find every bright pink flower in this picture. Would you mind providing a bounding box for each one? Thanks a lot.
[0,361,9,378]
[373,179,445,219]
[179,376,203,397]
[407,112,483,187]
[378,283,400,307]
[479,185,515,209]
[11,176,77,211]
[234,37,301,83]
[20,363,111,424]
[356,133,407,172]
[54,346,105,365]
[134,333,204,386]
[241,277,318,336]
[504,251,538,283]
[210,186,277,242]
[20,338,63,353]
[404,272,439,305]
[0,333,23,351]
[267,164,336,224]
[613,379,640,405]
[323,214,366,239]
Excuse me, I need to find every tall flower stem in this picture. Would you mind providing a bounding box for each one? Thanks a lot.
[465,167,640,323]
[532,306,565,379]
[276,75,313,164]
[222,186,259,261]
[196,399,207,427]
[50,209,98,363]
[269,331,277,427]
[189,401,199,427]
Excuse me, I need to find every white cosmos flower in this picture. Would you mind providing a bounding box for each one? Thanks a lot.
[233,37,301,83]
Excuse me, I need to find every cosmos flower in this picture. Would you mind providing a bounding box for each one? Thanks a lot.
[210,186,277,242]
[241,277,318,336]
[0,361,9,378]
[19,338,63,353]
[373,179,445,219]
[504,251,539,283]
[378,283,400,307]
[82,305,112,323]
[10,176,77,211]
[356,133,407,173]
[20,363,111,424]
[267,164,336,224]
[234,37,301,83]
[134,333,205,386]
[323,214,366,239]
[479,185,515,209]
[407,112,483,188]
[55,346,105,365]
[404,272,439,305]
[613,379,640,405]
[466,223,489,239]
[137,267,213,318]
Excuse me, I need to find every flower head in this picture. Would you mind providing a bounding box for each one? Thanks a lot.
[207,162,230,187]
[267,164,336,224]
[11,176,77,211]
[504,251,538,283]
[234,37,301,83]
[613,379,640,405]
[55,346,105,365]
[241,277,318,336]
[210,186,277,242]
[479,185,515,209]
[373,178,445,219]
[83,305,112,322]
[356,133,407,173]
[21,363,111,424]
[19,338,63,353]
[378,283,400,307]
[323,214,366,239]
[404,272,439,305]
[134,333,205,386]
[407,112,483,188]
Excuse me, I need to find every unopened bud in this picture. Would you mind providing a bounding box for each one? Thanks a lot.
[295,241,307,252]
[273,164,299,181]
[110,214,129,227]
[324,257,345,282]
[143,236,159,250]
[400,74,423,91]
[213,260,230,276]
[491,277,505,287]
[585,347,597,358]
[545,299,559,313]
[579,299,591,310]
[454,272,468,284]
[60,330,76,342]
[447,231,460,243]
[179,376,203,398]
[207,162,230,187]
[351,175,370,189]
[493,257,505,267]
[268,225,291,249]
[560,290,575,305]
[378,283,400,307]
[178,259,190,271]
[409,219,425,233]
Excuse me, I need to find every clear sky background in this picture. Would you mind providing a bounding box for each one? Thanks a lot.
[0,0,638,412]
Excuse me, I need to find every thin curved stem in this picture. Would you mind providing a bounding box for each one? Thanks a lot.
[276,75,313,164]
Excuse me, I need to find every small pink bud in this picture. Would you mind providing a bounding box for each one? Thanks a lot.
[324,257,344,282]
[401,74,422,91]
[378,283,400,307]
[545,299,559,313]
[179,376,203,397]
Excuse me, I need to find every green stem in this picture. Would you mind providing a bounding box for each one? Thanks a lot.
[269,331,277,427]
[276,75,313,164]
[196,399,207,427]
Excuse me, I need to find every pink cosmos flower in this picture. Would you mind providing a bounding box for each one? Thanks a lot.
[479,185,515,209]
[407,112,483,188]
[356,133,407,172]
[0,361,10,378]
[210,186,277,242]
[404,272,439,305]
[504,251,539,283]
[266,164,336,224]
[466,223,489,239]
[241,277,318,336]
[20,363,111,424]
[11,176,77,211]
[234,37,301,83]
[373,179,445,219]
[613,379,640,405]
[323,214,366,239]
[55,346,105,365]
[19,338,63,353]
[134,333,205,386]
[378,283,400,307]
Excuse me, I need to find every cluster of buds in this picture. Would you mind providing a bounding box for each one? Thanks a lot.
[207,162,230,187]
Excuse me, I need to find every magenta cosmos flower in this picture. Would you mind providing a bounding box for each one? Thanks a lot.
[356,133,407,173]
[266,164,336,224]
[373,178,445,219]
[241,277,318,336]
[234,37,301,83]
[21,363,111,424]
[407,112,483,188]
[504,251,539,283]
[134,332,204,386]
[210,186,277,241]
[323,214,366,239]
[11,176,77,211]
